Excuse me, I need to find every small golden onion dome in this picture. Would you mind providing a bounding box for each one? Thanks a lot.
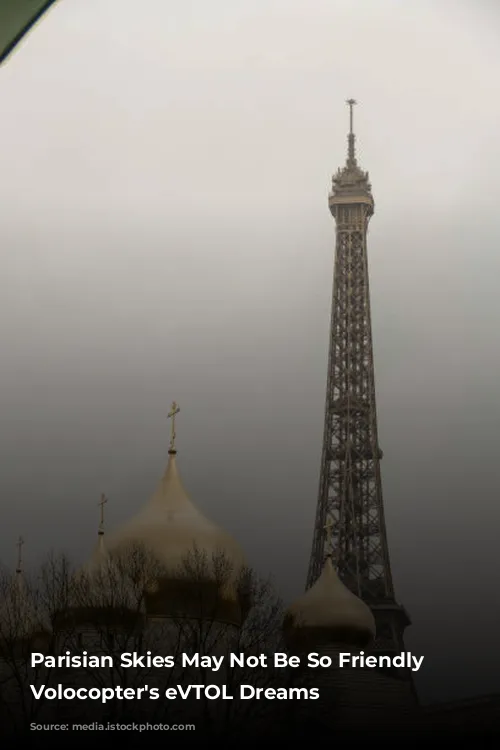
[284,557,376,650]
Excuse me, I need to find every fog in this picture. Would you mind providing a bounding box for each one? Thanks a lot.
[1,0,499,702]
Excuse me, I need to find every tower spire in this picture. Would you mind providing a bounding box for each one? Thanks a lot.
[97,493,108,556]
[346,98,357,166]
[168,401,180,454]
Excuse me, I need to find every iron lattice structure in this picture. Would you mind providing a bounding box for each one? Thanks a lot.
[307,101,410,657]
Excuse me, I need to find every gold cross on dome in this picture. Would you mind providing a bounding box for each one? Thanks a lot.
[98,494,108,528]
[168,401,180,451]
[16,536,24,572]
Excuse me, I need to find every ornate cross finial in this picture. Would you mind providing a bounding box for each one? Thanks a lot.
[168,401,180,452]
[346,98,357,134]
[98,493,108,531]
[16,536,24,573]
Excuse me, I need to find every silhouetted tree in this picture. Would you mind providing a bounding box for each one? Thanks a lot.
[0,544,283,737]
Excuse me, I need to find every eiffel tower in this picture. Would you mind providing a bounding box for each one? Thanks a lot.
[307,100,411,668]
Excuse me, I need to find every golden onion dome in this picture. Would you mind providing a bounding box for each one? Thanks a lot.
[83,404,248,625]
[95,444,246,591]
[284,556,376,650]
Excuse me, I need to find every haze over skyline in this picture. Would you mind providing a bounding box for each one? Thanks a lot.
[1,0,500,703]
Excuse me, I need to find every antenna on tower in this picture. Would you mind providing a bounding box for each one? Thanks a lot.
[346,98,357,133]
[345,98,357,164]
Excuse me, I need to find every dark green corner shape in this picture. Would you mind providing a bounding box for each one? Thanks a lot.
[0,0,59,65]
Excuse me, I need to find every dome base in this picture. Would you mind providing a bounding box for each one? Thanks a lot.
[145,577,243,627]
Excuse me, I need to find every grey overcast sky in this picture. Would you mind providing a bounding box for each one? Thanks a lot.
[1,0,500,703]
